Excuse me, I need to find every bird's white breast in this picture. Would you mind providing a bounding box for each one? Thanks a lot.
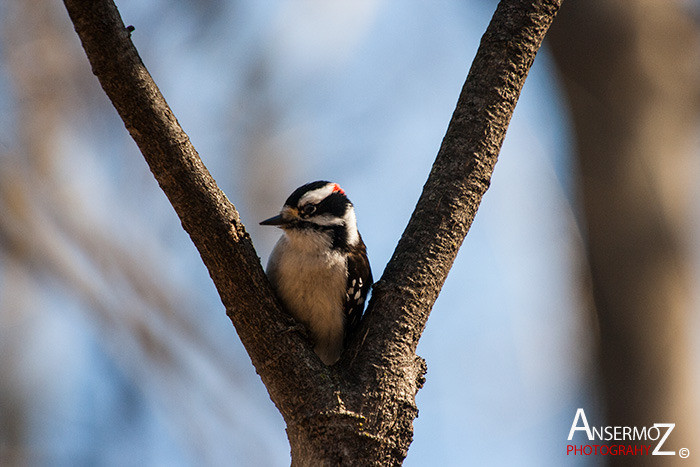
[266,230,348,364]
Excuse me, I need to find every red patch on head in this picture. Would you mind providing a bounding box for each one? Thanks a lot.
[332,183,345,195]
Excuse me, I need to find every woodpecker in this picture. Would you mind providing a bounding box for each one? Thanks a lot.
[260,181,372,365]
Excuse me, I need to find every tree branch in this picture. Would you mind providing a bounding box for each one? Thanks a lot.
[350,0,562,369]
[62,0,330,419]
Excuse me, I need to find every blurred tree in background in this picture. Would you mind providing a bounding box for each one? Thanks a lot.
[550,0,700,464]
[1,0,698,465]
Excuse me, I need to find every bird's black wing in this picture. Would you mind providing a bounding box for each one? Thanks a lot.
[344,235,372,342]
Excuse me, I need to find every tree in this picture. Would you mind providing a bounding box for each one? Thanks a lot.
[62,0,562,464]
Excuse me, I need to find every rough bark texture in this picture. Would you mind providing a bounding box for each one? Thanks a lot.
[549,1,700,464]
[63,0,561,464]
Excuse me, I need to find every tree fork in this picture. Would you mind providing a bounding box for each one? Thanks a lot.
[62,0,561,464]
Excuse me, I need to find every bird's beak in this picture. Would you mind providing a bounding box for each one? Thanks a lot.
[260,214,286,226]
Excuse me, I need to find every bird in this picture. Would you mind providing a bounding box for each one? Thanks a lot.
[260,181,372,365]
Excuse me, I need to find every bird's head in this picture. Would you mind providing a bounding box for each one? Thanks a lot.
[260,181,359,250]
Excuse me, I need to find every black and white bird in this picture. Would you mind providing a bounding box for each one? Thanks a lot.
[260,181,372,365]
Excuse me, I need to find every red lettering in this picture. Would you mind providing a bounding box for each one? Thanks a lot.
[565,443,655,457]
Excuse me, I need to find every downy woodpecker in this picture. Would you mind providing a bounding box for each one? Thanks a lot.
[260,181,372,365]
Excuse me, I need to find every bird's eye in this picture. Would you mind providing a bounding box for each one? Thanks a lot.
[301,204,316,216]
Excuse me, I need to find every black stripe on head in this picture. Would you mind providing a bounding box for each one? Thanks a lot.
[316,191,351,218]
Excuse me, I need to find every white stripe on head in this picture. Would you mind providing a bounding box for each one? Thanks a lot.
[298,183,336,207]
[309,213,345,226]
